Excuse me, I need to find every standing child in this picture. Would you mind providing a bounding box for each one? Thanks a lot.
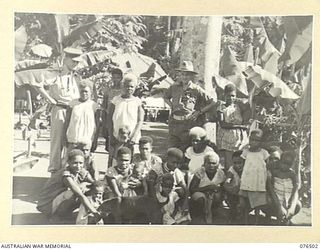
[65,79,99,153]
[101,68,123,151]
[238,129,269,224]
[108,125,134,168]
[268,151,301,225]
[107,73,144,156]
[223,150,244,222]
[76,181,105,225]
[185,127,216,185]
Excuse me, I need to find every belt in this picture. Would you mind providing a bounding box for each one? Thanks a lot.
[172,114,191,121]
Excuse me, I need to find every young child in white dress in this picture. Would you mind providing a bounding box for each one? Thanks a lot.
[238,129,269,224]
[66,80,99,152]
[107,73,144,156]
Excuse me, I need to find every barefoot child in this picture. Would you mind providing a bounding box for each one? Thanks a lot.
[37,150,99,222]
[223,150,244,221]
[76,180,105,225]
[238,129,269,224]
[268,151,301,225]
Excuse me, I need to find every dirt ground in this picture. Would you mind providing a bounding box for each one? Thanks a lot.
[12,114,311,226]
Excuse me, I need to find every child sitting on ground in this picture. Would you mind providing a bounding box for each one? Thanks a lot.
[146,148,189,220]
[189,151,226,224]
[76,180,105,225]
[37,149,99,223]
[156,173,190,225]
[105,147,139,198]
[238,129,269,224]
[108,126,133,168]
[184,127,216,185]
[268,151,301,225]
[147,148,187,199]
[223,150,244,222]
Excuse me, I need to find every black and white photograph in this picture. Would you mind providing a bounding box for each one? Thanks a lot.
[12,13,312,227]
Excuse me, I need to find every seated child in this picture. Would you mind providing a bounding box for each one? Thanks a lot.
[108,126,134,168]
[223,150,244,221]
[37,149,99,222]
[76,180,105,225]
[268,151,301,225]
[105,147,139,198]
[156,173,190,225]
[189,151,226,224]
[133,136,162,175]
[146,148,188,201]
[185,127,216,185]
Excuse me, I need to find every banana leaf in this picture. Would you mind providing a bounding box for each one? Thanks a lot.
[15,68,60,87]
[280,16,313,65]
[30,44,53,58]
[74,50,115,69]
[15,60,45,71]
[15,25,28,60]
[243,65,300,99]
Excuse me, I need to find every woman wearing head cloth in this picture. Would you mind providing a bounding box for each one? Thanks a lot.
[216,83,251,170]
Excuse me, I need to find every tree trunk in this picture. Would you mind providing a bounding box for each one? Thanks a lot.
[180,16,222,100]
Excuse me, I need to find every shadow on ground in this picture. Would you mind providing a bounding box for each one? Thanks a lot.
[13,176,48,204]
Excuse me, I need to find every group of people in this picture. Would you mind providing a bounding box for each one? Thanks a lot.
[35,49,301,225]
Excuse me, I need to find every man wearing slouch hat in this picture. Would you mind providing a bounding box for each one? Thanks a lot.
[161,61,215,151]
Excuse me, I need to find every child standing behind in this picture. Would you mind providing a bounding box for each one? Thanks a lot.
[238,129,269,224]
[76,180,105,225]
[107,73,144,156]
[108,126,134,168]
